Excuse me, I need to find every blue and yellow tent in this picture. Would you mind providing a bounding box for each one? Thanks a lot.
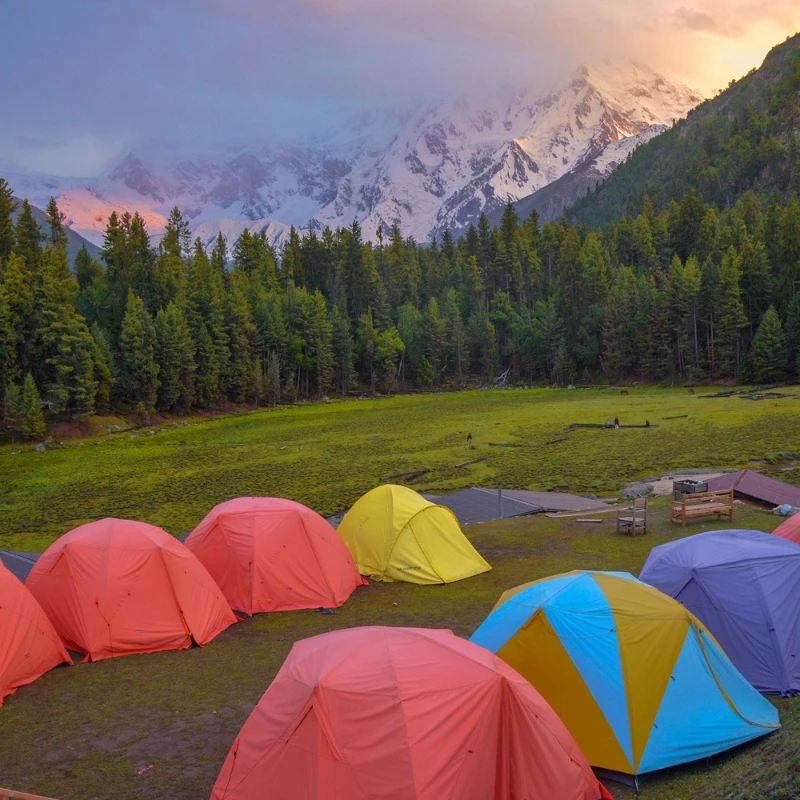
[470,570,779,777]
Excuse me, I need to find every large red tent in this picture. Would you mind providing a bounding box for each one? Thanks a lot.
[211,626,612,800]
[184,497,366,614]
[26,518,237,661]
[1,561,71,706]
[773,513,800,544]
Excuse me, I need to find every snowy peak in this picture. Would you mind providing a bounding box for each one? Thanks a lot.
[0,59,703,250]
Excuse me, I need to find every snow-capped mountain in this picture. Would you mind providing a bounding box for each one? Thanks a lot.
[0,59,702,251]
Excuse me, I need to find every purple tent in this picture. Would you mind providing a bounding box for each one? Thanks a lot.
[640,529,800,695]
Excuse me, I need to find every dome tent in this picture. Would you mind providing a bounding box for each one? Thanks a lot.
[337,484,491,584]
[210,627,612,800]
[26,518,237,662]
[184,497,366,614]
[773,512,800,544]
[1,561,71,706]
[640,529,800,695]
[470,570,779,778]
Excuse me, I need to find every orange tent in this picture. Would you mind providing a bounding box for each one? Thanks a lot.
[184,497,366,614]
[1,561,71,706]
[773,514,800,544]
[26,519,237,662]
[211,627,612,800]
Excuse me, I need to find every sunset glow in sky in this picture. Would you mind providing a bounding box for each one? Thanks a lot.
[2,0,799,175]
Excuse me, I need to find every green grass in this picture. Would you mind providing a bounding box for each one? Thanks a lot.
[2,386,800,551]
[1,387,800,799]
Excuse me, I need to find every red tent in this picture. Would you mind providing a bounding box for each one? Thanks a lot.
[1,561,71,705]
[184,497,366,614]
[26,519,237,662]
[773,513,800,544]
[211,627,612,800]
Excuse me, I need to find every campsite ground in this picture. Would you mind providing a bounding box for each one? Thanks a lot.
[2,387,800,799]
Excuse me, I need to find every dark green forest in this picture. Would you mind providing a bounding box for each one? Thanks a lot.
[569,33,800,226]
[1,36,800,435]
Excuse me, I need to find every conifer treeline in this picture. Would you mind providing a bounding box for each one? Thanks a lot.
[1,174,800,429]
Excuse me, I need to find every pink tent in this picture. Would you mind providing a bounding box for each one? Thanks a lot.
[211,627,612,800]
[185,497,366,614]
[26,519,237,661]
[1,561,71,705]
[773,513,800,544]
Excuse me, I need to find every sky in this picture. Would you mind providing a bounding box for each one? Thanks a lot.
[1,0,799,176]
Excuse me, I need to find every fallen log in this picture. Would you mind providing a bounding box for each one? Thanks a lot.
[545,437,569,445]
[379,468,430,482]
[663,414,689,420]
[575,518,603,523]
[545,507,620,519]
[455,456,487,468]
[566,423,658,429]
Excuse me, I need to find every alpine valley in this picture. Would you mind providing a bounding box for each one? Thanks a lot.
[1,59,702,251]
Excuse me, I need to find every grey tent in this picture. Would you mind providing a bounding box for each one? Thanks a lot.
[640,529,800,695]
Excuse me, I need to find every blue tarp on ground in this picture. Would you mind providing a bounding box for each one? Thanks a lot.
[640,529,800,695]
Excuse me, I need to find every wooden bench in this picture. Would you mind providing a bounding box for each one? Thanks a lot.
[617,496,648,535]
[670,488,734,527]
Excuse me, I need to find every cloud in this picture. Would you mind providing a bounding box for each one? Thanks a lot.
[674,7,723,34]
[1,0,799,174]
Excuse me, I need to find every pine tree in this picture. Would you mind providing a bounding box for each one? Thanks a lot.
[225,274,256,403]
[210,233,228,275]
[424,297,448,384]
[265,350,282,405]
[45,198,68,250]
[154,302,196,412]
[75,244,103,291]
[118,291,159,409]
[748,306,787,383]
[20,373,46,440]
[90,324,116,410]
[715,247,749,376]
[194,324,221,407]
[160,207,191,260]
[15,199,43,275]
[0,177,17,266]
[331,305,355,395]
[0,252,32,386]
[3,382,23,443]
[38,247,98,416]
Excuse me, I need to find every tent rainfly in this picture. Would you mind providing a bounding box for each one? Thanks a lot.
[337,484,491,584]
[1,560,71,706]
[640,529,800,695]
[773,513,800,544]
[184,497,366,614]
[470,570,779,778]
[210,627,613,800]
[26,518,237,661]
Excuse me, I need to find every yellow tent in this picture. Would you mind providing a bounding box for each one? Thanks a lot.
[338,484,491,584]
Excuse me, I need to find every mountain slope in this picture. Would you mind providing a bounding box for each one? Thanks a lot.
[0,60,702,249]
[11,196,102,266]
[485,125,666,227]
[566,33,800,227]
[314,61,701,240]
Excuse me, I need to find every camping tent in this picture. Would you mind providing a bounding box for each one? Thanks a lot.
[184,497,366,614]
[470,570,779,777]
[773,513,800,544]
[640,529,800,695]
[210,626,612,800]
[26,518,237,661]
[337,484,491,584]
[1,561,71,706]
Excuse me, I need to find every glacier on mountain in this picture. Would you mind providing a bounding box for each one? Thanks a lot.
[0,59,702,251]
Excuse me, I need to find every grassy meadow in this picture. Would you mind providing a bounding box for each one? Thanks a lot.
[2,386,800,799]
